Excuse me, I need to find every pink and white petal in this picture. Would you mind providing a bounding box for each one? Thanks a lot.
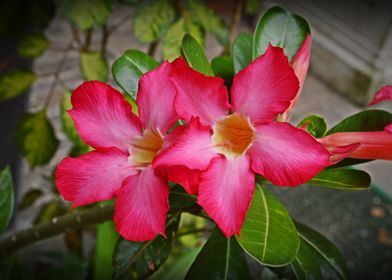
[157,165,201,195]
[385,124,392,134]
[171,64,230,126]
[368,86,392,106]
[114,167,169,241]
[69,81,141,151]
[55,147,136,207]
[137,62,178,133]
[250,122,330,186]
[231,44,299,124]
[198,155,255,237]
[153,117,218,171]
[162,125,186,150]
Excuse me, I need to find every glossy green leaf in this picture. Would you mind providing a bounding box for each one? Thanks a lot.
[19,188,43,209]
[298,115,327,138]
[309,168,371,190]
[245,0,261,15]
[34,200,66,224]
[133,0,175,43]
[0,70,36,102]
[186,228,250,279]
[16,111,59,167]
[17,32,49,58]
[80,51,108,82]
[211,55,234,89]
[237,185,300,266]
[291,222,349,280]
[169,185,197,210]
[0,167,14,233]
[162,18,204,61]
[112,49,159,99]
[232,32,253,73]
[113,212,180,279]
[94,220,119,280]
[188,0,228,45]
[60,0,113,31]
[253,6,310,61]
[181,34,214,76]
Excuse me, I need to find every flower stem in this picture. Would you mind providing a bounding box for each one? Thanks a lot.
[0,204,113,257]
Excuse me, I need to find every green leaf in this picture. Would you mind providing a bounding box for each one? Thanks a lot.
[188,0,228,46]
[0,256,30,280]
[169,185,197,210]
[237,185,300,266]
[61,90,90,155]
[112,49,159,99]
[0,70,37,102]
[162,18,204,61]
[16,111,59,167]
[17,33,49,58]
[37,253,88,280]
[291,222,349,280]
[297,115,327,138]
[211,55,234,89]
[186,228,251,279]
[245,0,261,15]
[19,188,44,210]
[80,51,108,82]
[133,0,176,43]
[60,0,113,31]
[309,168,371,190]
[253,6,310,61]
[34,200,66,224]
[113,212,180,279]
[94,220,119,280]
[181,34,214,76]
[232,32,253,73]
[0,167,14,233]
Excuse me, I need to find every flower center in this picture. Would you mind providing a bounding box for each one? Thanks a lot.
[130,129,164,168]
[212,113,255,157]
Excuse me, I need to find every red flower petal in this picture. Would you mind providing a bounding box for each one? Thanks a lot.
[368,85,392,106]
[171,63,229,126]
[69,81,141,152]
[137,62,178,133]
[250,122,330,186]
[114,167,169,241]
[55,147,136,207]
[198,155,255,237]
[231,45,299,124]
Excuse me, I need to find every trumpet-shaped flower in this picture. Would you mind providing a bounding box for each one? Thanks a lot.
[368,85,392,106]
[153,45,330,237]
[55,61,180,241]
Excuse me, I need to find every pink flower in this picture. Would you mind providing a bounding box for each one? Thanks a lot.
[153,45,330,237]
[320,125,392,160]
[55,61,180,241]
[368,85,392,106]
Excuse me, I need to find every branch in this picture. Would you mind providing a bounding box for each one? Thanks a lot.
[148,41,158,57]
[0,204,113,257]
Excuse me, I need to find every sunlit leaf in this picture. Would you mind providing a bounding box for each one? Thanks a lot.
[80,51,108,82]
[112,49,159,99]
[291,222,349,280]
[237,185,300,266]
[19,188,44,210]
[16,111,59,167]
[17,32,49,58]
[133,0,175,43]
[0,167,14,233]
[232,32,253,73]
[253,6,310,61]
[186,228,251,279]
[60,0,113,31]
[309,168,371,190]
[0,70,36,102]
[181,34,214,76]
[297,115,327,138]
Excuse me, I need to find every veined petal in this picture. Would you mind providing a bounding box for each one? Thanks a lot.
[198,155,255,237]
[250,122,330,186]
[69,81,141,151]
[231,44,299,124]
[114,167,169,241]
[153,117,218,171]
[171,63,230,126]
[368,85,392,106]
[320,130,392,160]
[55,147,136,207]
[137,62,178,133]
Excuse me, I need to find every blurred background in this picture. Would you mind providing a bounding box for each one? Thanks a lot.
[0,0,392,279]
